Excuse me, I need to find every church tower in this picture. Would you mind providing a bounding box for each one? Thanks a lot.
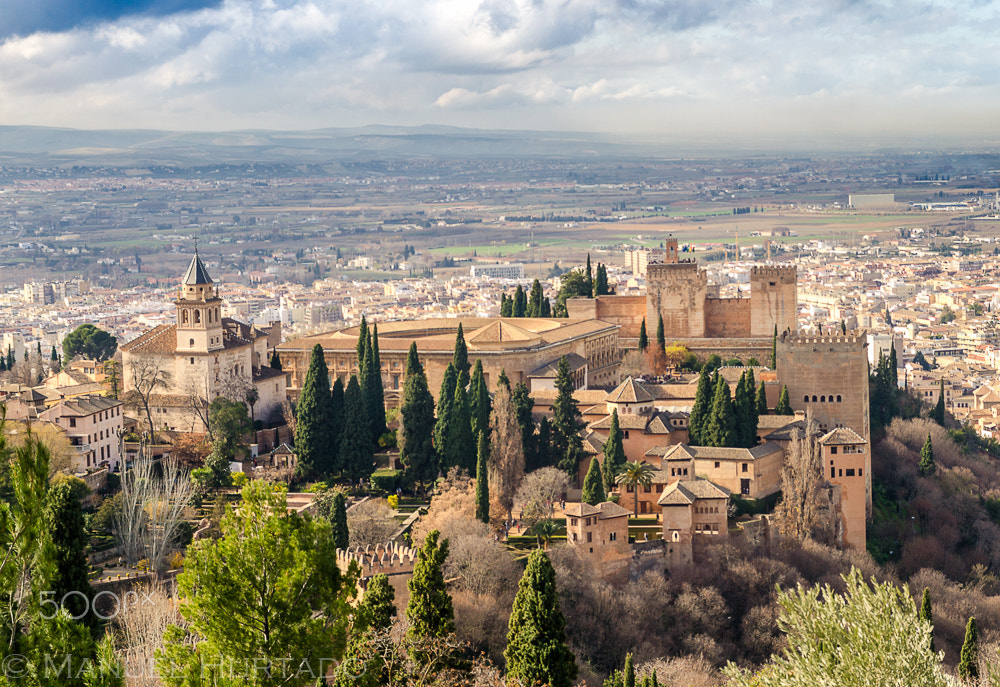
[175,250,224,353]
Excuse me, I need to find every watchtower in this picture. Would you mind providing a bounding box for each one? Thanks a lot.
[750,265,797,337]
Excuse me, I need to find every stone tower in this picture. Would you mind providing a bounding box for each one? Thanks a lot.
[750,265,797,337]
[175,251,224,353]
[646,261,708,338]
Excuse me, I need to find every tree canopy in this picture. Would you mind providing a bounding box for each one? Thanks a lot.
[63,323,117,361]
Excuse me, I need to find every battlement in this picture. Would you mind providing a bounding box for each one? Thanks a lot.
[336,542,417,580]
[781,333,865,348]
[750,265,796,280]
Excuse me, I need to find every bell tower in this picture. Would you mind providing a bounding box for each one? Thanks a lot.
[175,250,224,353]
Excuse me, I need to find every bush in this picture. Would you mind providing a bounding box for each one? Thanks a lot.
[370,468,402,493]
[731,492,781,517]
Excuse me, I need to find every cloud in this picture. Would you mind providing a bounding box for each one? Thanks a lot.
[0,0,223,39]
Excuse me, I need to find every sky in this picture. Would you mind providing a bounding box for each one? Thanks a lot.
[0,0,997,145]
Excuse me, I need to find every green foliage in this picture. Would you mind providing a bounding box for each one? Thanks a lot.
[655,313,665,351]
[340,375,374,484]
[933,379,946,426]
[527,279,544,317]
[919,433,935,476]
[616,461,655,516]
[514,284,527,317]
[469,359,491,452]
[959,616,979,682]
[269,348,282,370]
[581,456,606,506]
[406,530,454,640]
[688,367,712,446]
[919,587,935,654]
[637,318,648,352]
[595,263,610,296]
[331,491,349,550]
[45,479,96,630]
[771,324,778,369]
[294,343,336,479]
[724,568,947,687]
[363,324,387,445]
[63,323,118,361]
[512,381,539,471]
[500,293,513,317]
[400,343,437,490]
[756,379,768,415]
[705,374,736,448]
[475,432,490,524]
[159,482,351,687]
[195,444,233,491]
[433,364,458,472]
[447,378,475,473]
[452,323,470,386]
[554,269,591,316]
[585,254,594,298]
[602,409,626,494]
[775,385,793,415]
[356,574,396,633]
[505,549,577,687]
[551,356,583,477]
[208,396,252,460]
[370,469,403,493]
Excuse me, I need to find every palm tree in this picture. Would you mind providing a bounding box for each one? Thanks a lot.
[530,518,561,550]
[615,461,656,517]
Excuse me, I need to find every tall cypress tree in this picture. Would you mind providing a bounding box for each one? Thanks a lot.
[505,549,577,687]
[734,371,751,449]
[330,491,349,550]
[475,432,490,524]
[500,293,513,317]
[406,530,454,640]
[656,314,665,352]
[706,374,736,448]
[540,296,552,317]
[330,377,345,473]
[536,416,553,470]
[45,480,96,630]
[400,343,437,491]
[448,379,475,473]
[688,367,712,446]
[919,587,935,654]
[581,457,606,506]
[512,382,537,471]
[771,324,778,369]
[595,264,609,296]
[756,377,768,415]
[585,254,594,298]
[356,573,396,633]
[959,616,979,682]
[340,375,374,484]
[528,279,544,317]
[889,343,898,388]
[269,348,282,370]
[453,324,470,386]
[469,359,491,449]
[933,379,946,426]
[602,409,626,494]
[551,356,583,476]
[294,343,336,479]
[919,433,935,476]
[638,318,648,352]
[433,364,458,472]
[365,323,386,443]
[775,385,793,415]
[356,316,370,366]
[514,284,527,318]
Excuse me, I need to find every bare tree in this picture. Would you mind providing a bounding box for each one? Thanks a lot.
[347,498,398,548]
[774,416,837,545]
[181,377,212,436]
[488,383,525,522]
[514,466,571,527]
[113,582,185,687]
[124,355,172,438]
[217,368,253,404]
[114,455,193,571]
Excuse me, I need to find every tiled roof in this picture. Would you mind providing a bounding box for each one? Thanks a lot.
[120,324,176,354]
[657,479,730,506]
[467,320,538,344]
[818,427,866,445]
[530,352,588,378]
[646,441,782,460]
[182,252,213,285]
[56,395,122,416]
[605,376,654,404]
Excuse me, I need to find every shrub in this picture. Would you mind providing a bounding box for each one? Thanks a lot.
[370,468,403,493]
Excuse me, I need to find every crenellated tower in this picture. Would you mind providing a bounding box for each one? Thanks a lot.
[750,265,797,337]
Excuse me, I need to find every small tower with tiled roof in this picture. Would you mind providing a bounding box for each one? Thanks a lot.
[819,427,868,550]
[175,250,224,353]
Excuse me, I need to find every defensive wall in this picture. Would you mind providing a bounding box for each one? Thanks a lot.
[338,543,417,611]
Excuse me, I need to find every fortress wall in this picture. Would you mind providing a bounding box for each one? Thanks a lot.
[704,298,752,338]
[647,262,707,338]
[750,266,798,337]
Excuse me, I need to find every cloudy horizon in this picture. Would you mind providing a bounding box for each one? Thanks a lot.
[0,0,997,147]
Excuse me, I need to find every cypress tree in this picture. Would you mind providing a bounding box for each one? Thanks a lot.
[500,293,513,317]
[269,348,282,370]
[581,456,606,506]
[356,315,369,363]
[585,254,594,298]
[540,296,552,317]
[528,279,544,317]
[475,432,490,524]
[433,364,458,471]
[919,433,935,476]
[514,284,527,318]
[512,381,537,471]
[505,549,577,687]
[706,374,736,448]
[638,318,648,352]
[656,313,665,352]
[50,345,58,362]
[448,379,475,473]
[595,264,609,296]
[889,343,898,388]
[602,409,626,494]
[771,324,778,369]
[340,375,374,484]
[45,479,96,630]
[623,653,635,687]
[733,371,751,448]
[453,323,470,386]
[365,323,387,444]
[400,343,437,491]
[536,416,553,470]
[756,378,768,415]
[775,385,793,415]
[746,368,759,446]
[406,530,454,639]
[356,573,396,633]
[294,343,336,479]
[688,367,712,446]
[933,379,946,425]
[330,377,345,473]
[959,616,979,682]
[331,491,349,550]
[469,359,491,449]
[919,587,935,654]
[497,368,510,392]
[551,356,583,475]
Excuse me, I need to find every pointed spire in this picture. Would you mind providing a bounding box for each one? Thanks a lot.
[182,249,214,286]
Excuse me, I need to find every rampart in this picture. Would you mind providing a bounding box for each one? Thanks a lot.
[704,298,751,338]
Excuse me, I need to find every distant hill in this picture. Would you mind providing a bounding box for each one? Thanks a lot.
[0,124,666,167]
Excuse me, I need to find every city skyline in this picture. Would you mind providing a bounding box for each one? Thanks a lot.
[0,0,996,148]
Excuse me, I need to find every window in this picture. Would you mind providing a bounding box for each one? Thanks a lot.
[845,469,855,477]
[741,478,751,496]
[714,461,720,468]
[859,468,863,476]
[837,395,842,402]
[69,418,76,428]
[830,446,837,454]
[804,395,809,403]
[194,310,201,324]
[742,463,748,473]
[586,531,592,543]
[182,310,189,324]
[683,468,688,475]
[820,395,825,402]
[623,430,630,439]
[626,485,634,493]
[643,484,651,493]
[812,395,817,402]
[831,467,835,478]
[191,357,195,364]
[609,532,617,542]
[570,518,578,526]
[839,469,843,477]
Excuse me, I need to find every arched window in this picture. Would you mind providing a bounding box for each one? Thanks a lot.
[812,395,817,403]
[804,395,809,403]
[181,310,189,324]
[837,395,842,402]
[216,308,220,321]
[189,339,194,347]
[820,395,825,403]
[194,310,201,324]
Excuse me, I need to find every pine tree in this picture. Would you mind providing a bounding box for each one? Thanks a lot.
[475,432,490,524]
[448,379,475,473]
[294,343,336,479]
[959,616,979,682]
[331,491,349,550]
[919,433,935,476]
[514,284,527,317]
[433,364,458,472]
[688,367,712,446]
[933,379,946,426]
[919,587,935,654]
[551,356,583,476]
[356,573,396,633]
[400,343,437,491]
[269,348,282,370]
[45,479,96,630]
[771,323,778,369]
[453,323,470,386]
[340,375,374,484]
[469,359,491,450]
[656,313,665,352]
[585,254,594,298]
[505,549,577,687]
[595,263,609,296]
[602,409,626,494]
[706,374,736,447]
[365,323,387,444]
[406,530,454,639]
[775,385,793,415]
[581,457,606,506]
[638,318,648,352]
[756,378,768,415]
